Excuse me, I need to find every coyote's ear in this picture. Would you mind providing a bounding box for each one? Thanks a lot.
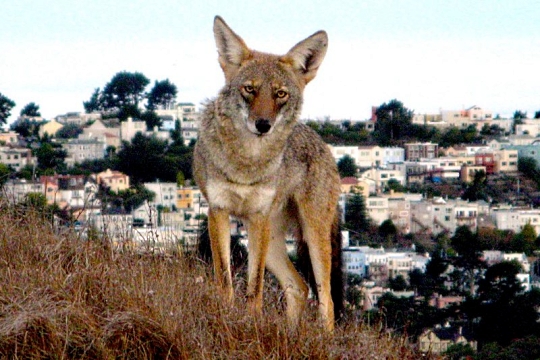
[282,31,328,85]
[213,16,252,82]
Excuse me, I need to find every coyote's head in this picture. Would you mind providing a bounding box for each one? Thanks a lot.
[213,16,328,136]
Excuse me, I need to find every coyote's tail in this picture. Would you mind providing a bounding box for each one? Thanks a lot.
[297,209,344,323]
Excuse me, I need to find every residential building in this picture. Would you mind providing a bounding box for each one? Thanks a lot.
[460,165,487,183]
[63,137,106,166]
[96,169,130,193]
[2,179,44,203]
[87,214,134,246]
[0,146,35,171]
[177,186,204,210]
[441,105,492,127]
[428,294,464,309]
[382,147,405,166]
[143,181,177,210]
[410,197,479,235]
[81,120,121,149]
[386,252,413,279]
[0,131,19,145]
[40,175,100,213]
[120,117,147,143]
[359,167,405,193]
[492,208,540,235]
[56,112,101,126]
[156,102,200,146]
[365,196,389,225]
[474,151,495,174]
[328,145,361,165]
[38,120,64,138]
[418,326,477,354]
[506,134,537,146]
[494,149,518,173]
[357,145,383,168]
[515,118,540,137]
[387,193,416,233]
[404,142,438,161]
[501,142,540,166]
[360,286,414,311]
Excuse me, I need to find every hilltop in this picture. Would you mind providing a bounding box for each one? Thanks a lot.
[0,202,424,359]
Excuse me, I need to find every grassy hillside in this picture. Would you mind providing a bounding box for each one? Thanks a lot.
[0,203,426,359]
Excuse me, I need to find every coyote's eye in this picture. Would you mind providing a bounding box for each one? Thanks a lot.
[243,85,255,94]
[276,90,288,99]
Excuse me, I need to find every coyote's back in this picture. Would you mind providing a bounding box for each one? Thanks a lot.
[194,16,342,331]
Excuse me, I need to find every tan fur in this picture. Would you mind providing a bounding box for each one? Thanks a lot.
[194,16,340,330]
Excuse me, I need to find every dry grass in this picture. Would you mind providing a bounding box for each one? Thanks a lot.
[0,202,429,359]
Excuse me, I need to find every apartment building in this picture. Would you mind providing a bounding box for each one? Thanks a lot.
[410,197,479,235]
[365,196,389,225]
[492,208,540,235]
[494,149,518,173]
[0,146,34,171]
[143,181,177,210]
[63,137,106,166]
[404,142,438,161]
[156,102,200,146]
[360,167,405,193]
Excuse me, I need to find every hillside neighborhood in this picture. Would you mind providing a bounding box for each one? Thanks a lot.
[3,98,540,356]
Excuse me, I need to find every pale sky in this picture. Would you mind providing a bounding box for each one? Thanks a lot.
[1,0,539,124]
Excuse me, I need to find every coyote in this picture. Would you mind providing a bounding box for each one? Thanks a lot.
[194,16,343,330]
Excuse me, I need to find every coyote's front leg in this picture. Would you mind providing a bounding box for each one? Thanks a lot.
[208,207,234,301]
[245,214,271,313]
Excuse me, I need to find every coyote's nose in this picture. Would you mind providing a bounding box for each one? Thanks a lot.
[255,118,272,134]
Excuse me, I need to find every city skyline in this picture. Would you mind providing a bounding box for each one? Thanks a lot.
[2,0,540,123]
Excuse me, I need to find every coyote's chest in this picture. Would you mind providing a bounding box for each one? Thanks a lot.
[206,178,277,216]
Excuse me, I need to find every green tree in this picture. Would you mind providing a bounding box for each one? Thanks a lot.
[0,92,16,125]
[373,99,414,145]
[88,71,150,120]
[103,71,149,109]
[146,79,177,110]
[450,225,485,296]
[0,163,11,188]
[378,219,397,245]
[510,222,537,254]
[512,110,527,133]
[56,123,83,139]
[20,102,41,117]
[10,117,43,138]
[461,169,488,202]
[388,274,408,291]
[474,261,540,347]
[386,178,405,193]
[115,133,169,184]
[344,192,371,243]
[165,120,194,181]
[140,109,162,130]
[518,156,540,181]
[34,141,67,173]
[113,185,155,212]
[83,88,103,113]
[337,155,357,178]
[443,343,475,360]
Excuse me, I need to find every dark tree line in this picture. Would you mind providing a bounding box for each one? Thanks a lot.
[83,72,178,128]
